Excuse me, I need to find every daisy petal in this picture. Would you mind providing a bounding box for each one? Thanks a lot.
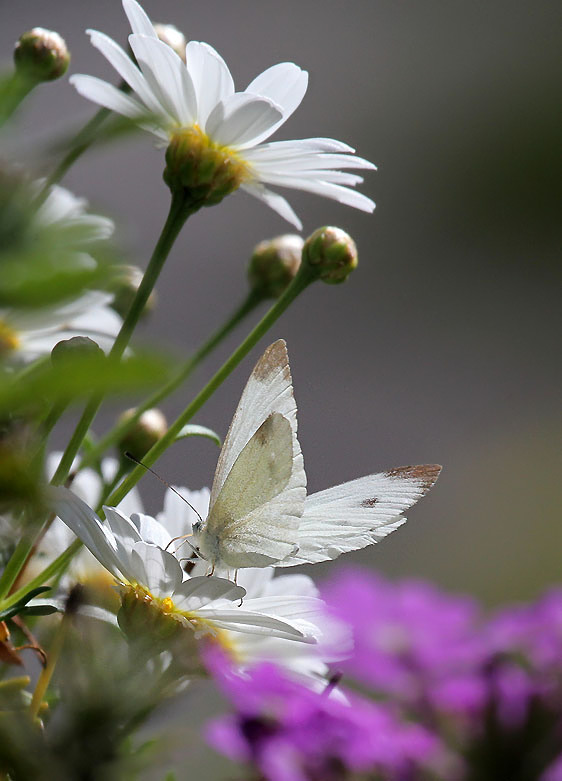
[86,30,166,119]
[241,182,302,230]
[206,93,283,149]
[49,487,121,578]
[245,148,376,172]
[252,138,357,155]
[70,74,146,120]
[129,34,197,125]
[244,63,308,145]
[122,0,157,38]
[196,609,312,641]
[129,542,183,598]
[256,174,376,213]
[173,576,245,611]
[185,41,234,127]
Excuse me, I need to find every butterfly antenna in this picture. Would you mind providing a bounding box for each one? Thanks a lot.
[124,451,205,526]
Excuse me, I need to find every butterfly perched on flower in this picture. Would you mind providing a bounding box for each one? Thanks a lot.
[192,340,441,573]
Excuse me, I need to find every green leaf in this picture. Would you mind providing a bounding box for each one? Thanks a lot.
[175,424,221,447]
[0,351,172,415]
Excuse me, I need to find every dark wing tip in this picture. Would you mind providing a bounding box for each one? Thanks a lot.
[385,464,442,491]
[252,340,290,382]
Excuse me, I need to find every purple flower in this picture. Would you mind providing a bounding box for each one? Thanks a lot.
[205,647,444,781]
[322,569,488,720]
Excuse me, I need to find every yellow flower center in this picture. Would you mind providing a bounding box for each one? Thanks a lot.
[0,320,20,356]
[163,125,253,208]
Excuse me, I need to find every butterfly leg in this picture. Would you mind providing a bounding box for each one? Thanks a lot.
[206,563,215,577]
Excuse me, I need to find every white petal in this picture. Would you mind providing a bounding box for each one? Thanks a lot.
[129,512,172,549]
[129,34,196,125]
[122,0,158,38]
[157,485,210,540]
[265,170,364,186]
[245,148,376,172]
[195,608,313,641]
[250,138,357,155]
[71,74,146,120]
[48,487,121,578]
[103,506,142,564]
[246,63,308,118]
[172,576,245,611]
[128,542,183,598]
[264,574,319,599]
[206,93,283,149]
[86,30,166,119]
[256,174,376,213]
[185,41,234,127]
[241,182,302,230]
[244,63,308,145]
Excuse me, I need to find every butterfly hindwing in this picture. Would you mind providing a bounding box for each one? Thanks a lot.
[276,465,441,567]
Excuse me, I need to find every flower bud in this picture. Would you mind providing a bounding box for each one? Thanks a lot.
[51,336,104,366]
[13,28,70,83]
[164,126,250,209]
[248,235,303,299]
[110,265,157,319]
[301,226,358,285]
[117,408,167,461]
[154,24,187,62]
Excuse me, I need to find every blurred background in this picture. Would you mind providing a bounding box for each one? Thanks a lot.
[1,0,560,608]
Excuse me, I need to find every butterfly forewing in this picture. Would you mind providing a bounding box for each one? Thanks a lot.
[209,339,305,509]
[202,413,302,568]
[276,465,441,567]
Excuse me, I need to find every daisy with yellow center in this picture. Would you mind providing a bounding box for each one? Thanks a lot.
[70,0,376,229]
[50,487,321,649]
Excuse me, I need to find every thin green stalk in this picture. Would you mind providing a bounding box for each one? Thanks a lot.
[0,537,32,601]
[50,190,193,488]
[107,264,316,507]
[78,288,264,472]
[41,107,110,193]
[0,73,35,127]
[0,540,80,613]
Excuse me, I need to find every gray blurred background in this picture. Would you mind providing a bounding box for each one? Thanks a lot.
[2,0,561,608]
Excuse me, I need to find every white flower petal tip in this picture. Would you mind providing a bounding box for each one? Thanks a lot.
[75,0,376,223]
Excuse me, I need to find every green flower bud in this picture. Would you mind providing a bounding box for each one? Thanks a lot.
[110,265,157,319]
[163,126,250,210]
[51,336,104,366]
[117,407,167,461]
[13,28,70,83]
[301,226,358,285]
[248,234,303,299]
[154,24,187,62]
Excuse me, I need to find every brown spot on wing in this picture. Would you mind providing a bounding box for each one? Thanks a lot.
[360,497,379,507]
[252,339,290,382]
[385,464,442,491]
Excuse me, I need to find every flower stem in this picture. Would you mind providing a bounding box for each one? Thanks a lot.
[106,264,316,507]
[41,107,110,193]
[0,73,36,127]
[50,190,193,488]
[29,604,70,720]
[78,288,264,473]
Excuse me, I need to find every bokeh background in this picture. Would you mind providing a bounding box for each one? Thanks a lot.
[1,0,560,610]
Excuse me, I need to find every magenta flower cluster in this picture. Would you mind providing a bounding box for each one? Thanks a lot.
[206,569,562,780]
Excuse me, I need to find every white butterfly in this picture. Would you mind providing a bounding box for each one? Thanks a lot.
[191,340,441,572]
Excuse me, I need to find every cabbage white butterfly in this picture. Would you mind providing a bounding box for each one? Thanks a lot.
[192,340,440,572]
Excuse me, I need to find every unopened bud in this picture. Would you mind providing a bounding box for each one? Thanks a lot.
[117,408,167,461]
[14,28,70,82]
[154,24,187,62]
[51,336,104,366]
[248,235,303,299]
[110,265,157,319]
[301,226,358,285]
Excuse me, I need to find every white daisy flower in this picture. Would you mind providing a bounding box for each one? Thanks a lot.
[70,0,376,229]
[0,290,123,363]
[50,486,320,646]
[0,182,121,363]
[157,485,348,684]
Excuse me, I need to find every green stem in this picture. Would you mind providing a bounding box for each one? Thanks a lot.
[50,190,193,488]
[0,537,32,601]
[0,73,36,127]
[106,265,316,507]
[0,540,80,613]
[41,107,110,193]
[78,288,264,473]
